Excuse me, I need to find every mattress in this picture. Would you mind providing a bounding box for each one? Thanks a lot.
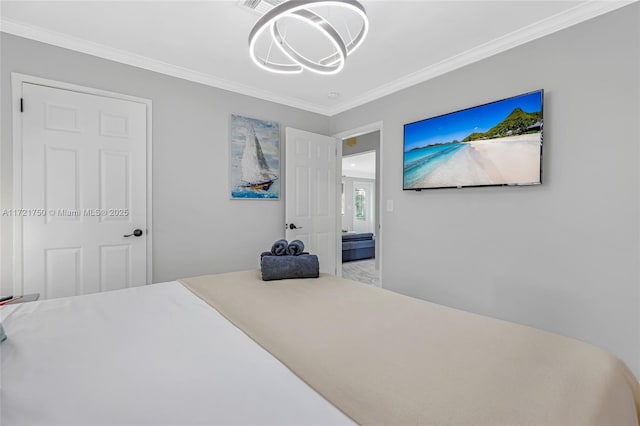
[0,281,354,425]
[182,270,640,426]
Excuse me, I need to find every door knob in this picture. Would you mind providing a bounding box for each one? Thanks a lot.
[288,223,303,230]
[124,229,143,237]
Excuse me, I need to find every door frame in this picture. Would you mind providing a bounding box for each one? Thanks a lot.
[333,121,383,285]
[10,73,154,295]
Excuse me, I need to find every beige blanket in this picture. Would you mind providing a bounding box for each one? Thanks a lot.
[181,270,640,426]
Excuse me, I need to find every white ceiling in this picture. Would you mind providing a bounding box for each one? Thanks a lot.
[343,151,376,179]
[0,1,632,116]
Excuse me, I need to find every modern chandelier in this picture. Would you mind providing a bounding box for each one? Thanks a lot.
[248,0,369,75]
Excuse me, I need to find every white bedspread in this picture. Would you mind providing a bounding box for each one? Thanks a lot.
[0,282,354,425]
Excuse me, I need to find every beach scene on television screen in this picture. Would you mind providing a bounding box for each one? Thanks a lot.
[403,91,542,189]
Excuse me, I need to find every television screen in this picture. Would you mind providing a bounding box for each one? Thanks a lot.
[403,90,543,190]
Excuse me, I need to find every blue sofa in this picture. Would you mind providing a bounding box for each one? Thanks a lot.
[342,232,375,262]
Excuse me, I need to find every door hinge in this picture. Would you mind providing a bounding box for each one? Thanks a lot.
[20,98,23,113]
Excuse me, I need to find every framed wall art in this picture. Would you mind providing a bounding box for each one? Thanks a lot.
[230,114,280,200]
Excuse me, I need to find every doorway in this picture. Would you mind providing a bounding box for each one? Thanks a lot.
[338,130,381,286]
[10,74,153,299]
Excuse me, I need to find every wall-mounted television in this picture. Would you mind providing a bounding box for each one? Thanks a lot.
[403,90,543,190]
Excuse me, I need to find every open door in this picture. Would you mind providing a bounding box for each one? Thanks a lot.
[285,128,338,275]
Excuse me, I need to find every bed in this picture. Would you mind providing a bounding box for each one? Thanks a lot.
[2,270,639,425]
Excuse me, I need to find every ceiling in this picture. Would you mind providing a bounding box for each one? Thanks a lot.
[0,1,632,116]
[343,151,376,179]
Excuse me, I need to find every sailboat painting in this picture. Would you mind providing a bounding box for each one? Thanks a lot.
[230,114,280,199]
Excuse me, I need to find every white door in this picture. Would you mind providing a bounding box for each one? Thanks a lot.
[285,128,337,274]
[353,181,375,234]
[19,83,148,299]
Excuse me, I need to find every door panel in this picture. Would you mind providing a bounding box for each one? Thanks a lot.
[285,128,337,274]
[99,150,131,222]
[45,247,82,299]
[20,83,147,299]
[44,146,80,222]
[99,244,131,292]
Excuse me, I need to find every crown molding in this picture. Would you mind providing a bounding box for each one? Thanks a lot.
[329,0,637,115]
[1,1,635,118]
[0,18,333,116]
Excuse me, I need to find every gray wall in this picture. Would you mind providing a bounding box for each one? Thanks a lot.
[342,131,380,157]
[0,33,330,294]
[331,4,640,375]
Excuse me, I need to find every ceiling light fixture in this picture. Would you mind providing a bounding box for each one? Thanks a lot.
[248,0,368,75]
